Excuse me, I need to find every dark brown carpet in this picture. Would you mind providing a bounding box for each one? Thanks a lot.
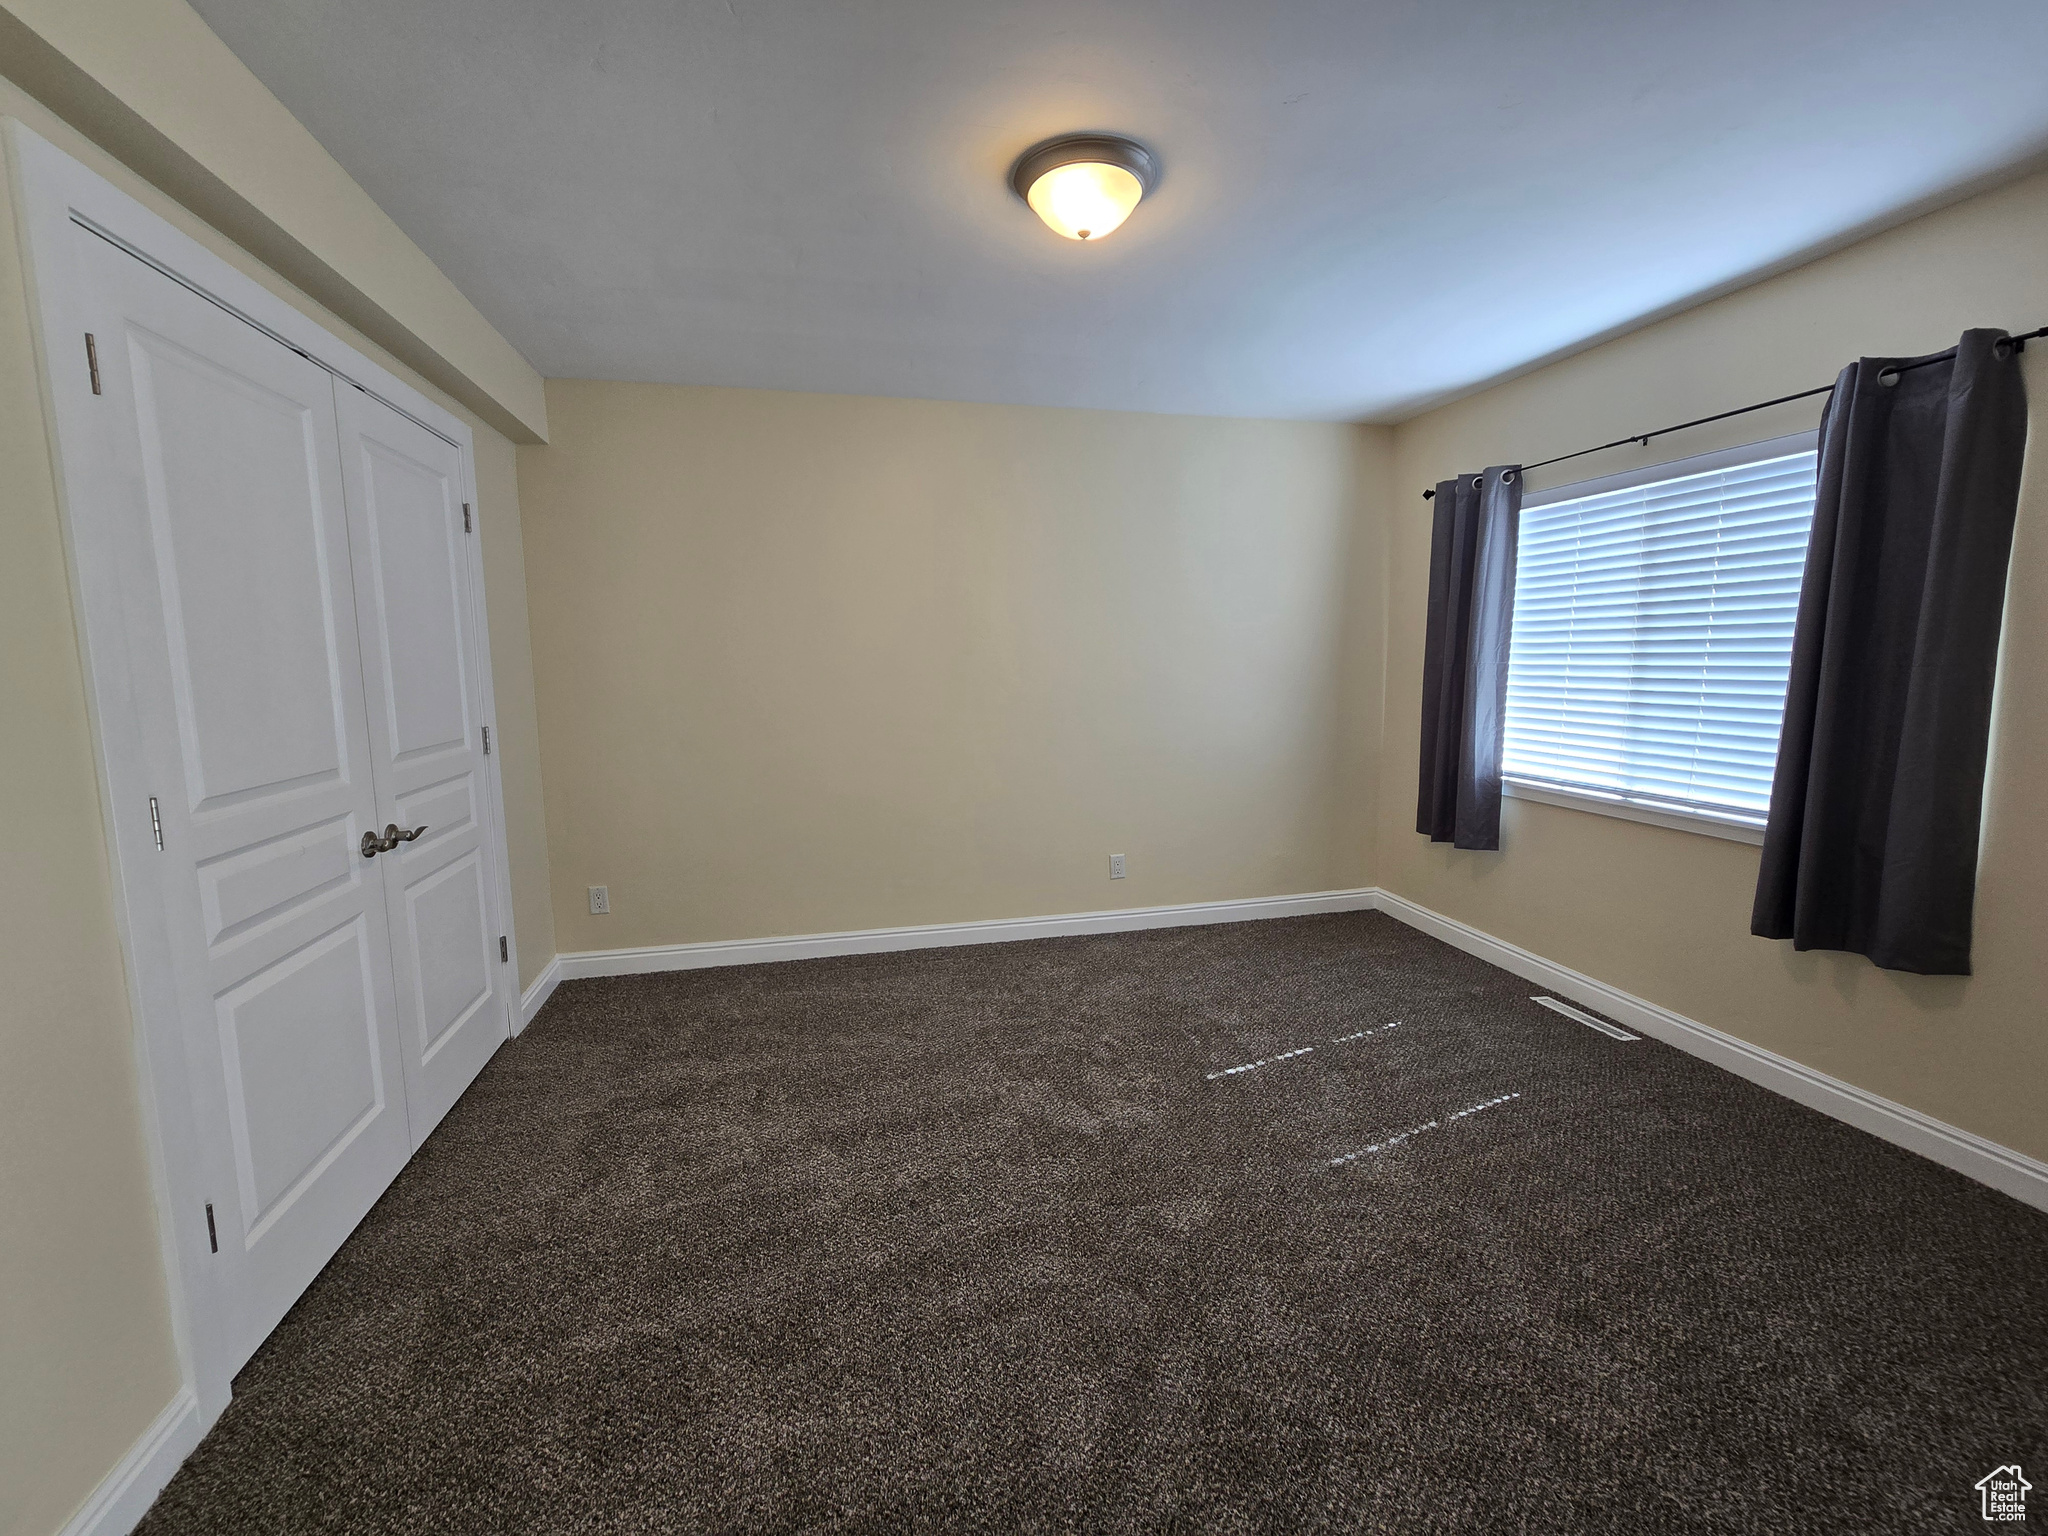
[137,912,2048,1533]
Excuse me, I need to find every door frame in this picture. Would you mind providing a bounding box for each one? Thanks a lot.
[6,119,526,1426]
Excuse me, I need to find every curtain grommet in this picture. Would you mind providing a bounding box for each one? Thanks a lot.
[1878,367,1900,388]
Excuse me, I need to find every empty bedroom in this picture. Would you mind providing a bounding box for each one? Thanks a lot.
[4,0,2047,1531]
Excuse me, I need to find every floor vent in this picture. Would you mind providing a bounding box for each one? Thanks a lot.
[1531,995,1639,1041]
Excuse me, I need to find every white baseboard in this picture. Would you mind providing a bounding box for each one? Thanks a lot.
[535,881,2045,1211]
[1372,887,2048,1213]
[552,887,1380,982]
[61,890,2035,1536]
[56,1387,201,1536]
[518,956,561,1032]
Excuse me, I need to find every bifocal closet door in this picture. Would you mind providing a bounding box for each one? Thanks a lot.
[70,231,415,1373]
[333,384,511,1144]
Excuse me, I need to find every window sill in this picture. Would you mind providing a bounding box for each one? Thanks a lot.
[1503,777,1766,846]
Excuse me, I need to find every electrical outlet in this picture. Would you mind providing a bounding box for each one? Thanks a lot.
[1109,853,1126,880]
[588,885,610,915]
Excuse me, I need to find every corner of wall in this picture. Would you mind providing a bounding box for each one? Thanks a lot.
[1337,421,1397,891]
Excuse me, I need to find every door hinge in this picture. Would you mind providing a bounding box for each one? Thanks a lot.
[499,935,509,963]
[481,725,491,755]
[148,795,164,851]
[205,1202,218,1253]
[85,333,102,394]
[463,502,472,533]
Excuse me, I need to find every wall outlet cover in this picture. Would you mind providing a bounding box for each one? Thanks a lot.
[588,885,610,914]
[1109,854,1126,879]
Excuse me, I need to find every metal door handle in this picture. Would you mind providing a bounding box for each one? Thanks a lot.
[360,823,428,858]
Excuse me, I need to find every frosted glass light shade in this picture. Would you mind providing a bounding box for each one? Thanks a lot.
[1025,161,1145,241]
[1009,134,1159,244]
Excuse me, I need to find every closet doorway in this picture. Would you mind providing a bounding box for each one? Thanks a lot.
[16,125,521,1422]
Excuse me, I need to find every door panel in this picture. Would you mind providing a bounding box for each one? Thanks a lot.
[75,230,414,1374]
[401,850,494,1062]
[334,385,509,1142]
[130,330,353,811]
[215,916,387,1230]
[355,435,471,760]
[195,814,359,947]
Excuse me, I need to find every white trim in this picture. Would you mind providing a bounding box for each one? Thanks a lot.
[8,115,229,1424]
[67,213,460,447]
[174,890,2048,1327]
[551,883,2048,1210]
[553,888,1381,980]
[520,956,562,1028]
[54,1389,201,1536]
[1373,888,2048,1213]
[5,119,526,1426]
[1504,777,1766,846]
[456,421,525,1041]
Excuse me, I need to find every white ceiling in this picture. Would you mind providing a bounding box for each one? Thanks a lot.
[187,0,2048,421]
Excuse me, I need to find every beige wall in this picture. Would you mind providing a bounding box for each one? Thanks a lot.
[1383,167,2048,1164]
[0,0,547,442]
[521,382,1389,956]
[0,77,552,1536]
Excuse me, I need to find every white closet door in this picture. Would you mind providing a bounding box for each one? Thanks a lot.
[72,232,414,1372]
[333,385,510,1143]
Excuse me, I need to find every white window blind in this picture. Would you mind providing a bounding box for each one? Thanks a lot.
[1502,439,1817,824]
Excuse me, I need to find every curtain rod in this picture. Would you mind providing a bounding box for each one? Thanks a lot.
[1421,323,2048,500]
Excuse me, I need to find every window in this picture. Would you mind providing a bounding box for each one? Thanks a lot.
[1502,433,1817,833]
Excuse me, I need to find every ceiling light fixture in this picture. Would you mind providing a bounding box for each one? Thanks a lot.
[1009,133,1160,243]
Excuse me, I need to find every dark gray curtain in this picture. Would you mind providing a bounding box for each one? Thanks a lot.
[1752,329,2028,975]
[1417,465,1522,850]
